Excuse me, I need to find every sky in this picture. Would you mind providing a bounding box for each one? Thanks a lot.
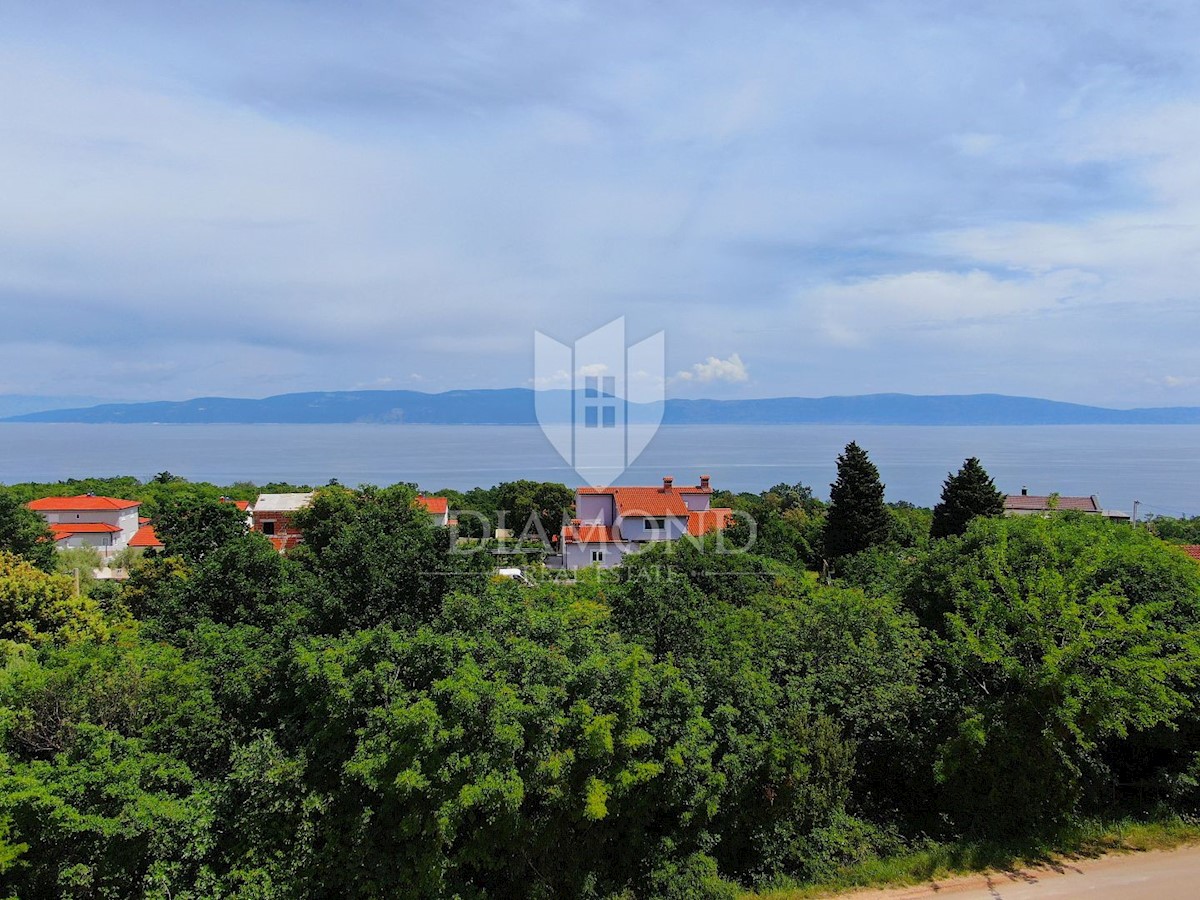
[2,0,1199,407]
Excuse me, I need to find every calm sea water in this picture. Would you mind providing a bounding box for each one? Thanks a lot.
[1,423,1198,516]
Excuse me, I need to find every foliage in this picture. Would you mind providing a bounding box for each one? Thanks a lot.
[152,495,247,563]
[0,552,107,646]
[823,443,891,560]
[2,472,1200,896]
[0,490,54,571]
[906,514,1200,834]
[494,480,575,540]
[930,457,1005,539]
[53,547,103,594]
[291,483,491,633]
[1148,514,1200,545]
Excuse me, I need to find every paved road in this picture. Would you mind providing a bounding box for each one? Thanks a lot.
[842,844,1200,899]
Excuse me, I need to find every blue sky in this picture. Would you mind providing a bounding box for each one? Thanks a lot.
[2,0,1199,406]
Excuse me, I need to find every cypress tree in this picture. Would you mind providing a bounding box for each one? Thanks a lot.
[824,441,891,558]
[930,456,1005,539]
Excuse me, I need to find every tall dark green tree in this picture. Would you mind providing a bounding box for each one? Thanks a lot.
[823,442,891,559]
[930,457,1005,539]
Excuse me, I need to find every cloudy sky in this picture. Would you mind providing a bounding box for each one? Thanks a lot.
[2,0,1199,406]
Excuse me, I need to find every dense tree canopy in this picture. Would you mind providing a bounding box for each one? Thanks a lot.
[0,471,1198,897]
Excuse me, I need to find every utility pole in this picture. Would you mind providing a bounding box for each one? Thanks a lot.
[1133,500,1141,526]
[73,567,81,597]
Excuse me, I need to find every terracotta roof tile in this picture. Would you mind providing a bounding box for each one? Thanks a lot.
[562,524,618,544]
[28,495,140,511]
[577,486,690,517]
[49,522,122,537]
[1003,494,1100,512]
[417,496,449,515]
[688,508,733,537]
[1178,545,1200,562]
[129,523,164,548]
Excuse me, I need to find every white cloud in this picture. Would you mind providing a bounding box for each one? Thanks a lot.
[674,353,749,384]
[1159,375,1199,389]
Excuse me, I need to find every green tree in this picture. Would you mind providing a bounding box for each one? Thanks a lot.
[907,515,1200,834]
[494,480,574,540]
[823,442,891,560]
[0,551,107,646]
[152,495,247,563]
[930,457,1005,539]
[0,490,54,571]
[54,546,103,594]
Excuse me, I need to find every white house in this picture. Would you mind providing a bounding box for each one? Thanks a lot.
[562,475,732,569]
[27,494,142,560]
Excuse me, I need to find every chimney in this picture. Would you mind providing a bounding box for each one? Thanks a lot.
[662,475,674,491]
[1021,486,1028,496]
[699,474,710,490]
[571,518,581,527]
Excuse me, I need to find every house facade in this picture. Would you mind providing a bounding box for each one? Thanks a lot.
[26,494,142,560]
[562,475,732,569]
[251,492,314,552]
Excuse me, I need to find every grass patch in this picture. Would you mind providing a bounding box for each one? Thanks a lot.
[743,816,1200,899]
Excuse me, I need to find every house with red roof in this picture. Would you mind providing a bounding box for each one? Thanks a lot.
[416,495,451,526]
[1003,488,1131,523]
[562,475,733,569]
[27,494,142,559]
[129,521,165,552]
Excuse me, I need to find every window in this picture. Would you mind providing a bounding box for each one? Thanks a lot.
[261,520,276,535]
[591,549,605,563]
[644,517,665,531]
[583,374,618,429]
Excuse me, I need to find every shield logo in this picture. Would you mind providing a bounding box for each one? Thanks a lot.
[534,318,665,487]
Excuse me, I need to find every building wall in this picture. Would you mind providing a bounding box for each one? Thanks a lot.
[576,493,613,525]
[56,533,117,552]
[115,508,139,547]
[564,541,629,570]
[681,493,711,512]
[252,511,301,540]
[617,514,689,542]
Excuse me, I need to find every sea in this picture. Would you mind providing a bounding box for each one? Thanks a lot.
[1,423,1198,517]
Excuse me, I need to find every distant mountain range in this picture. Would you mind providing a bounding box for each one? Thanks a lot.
[0,394,111,419]
[4,388,1200,426]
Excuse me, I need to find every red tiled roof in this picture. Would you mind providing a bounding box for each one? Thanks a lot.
[688,508,733,537]
[48,522,122,539]
[129,523,165,548]
[1003,494,1100,512]
[416,496,449,515]
[139,516,151,525]
[562,524,619,544]
[28,495,140,511]
[223,499,250,511]
[1178,545,1200,562]
[577,486,690,518]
